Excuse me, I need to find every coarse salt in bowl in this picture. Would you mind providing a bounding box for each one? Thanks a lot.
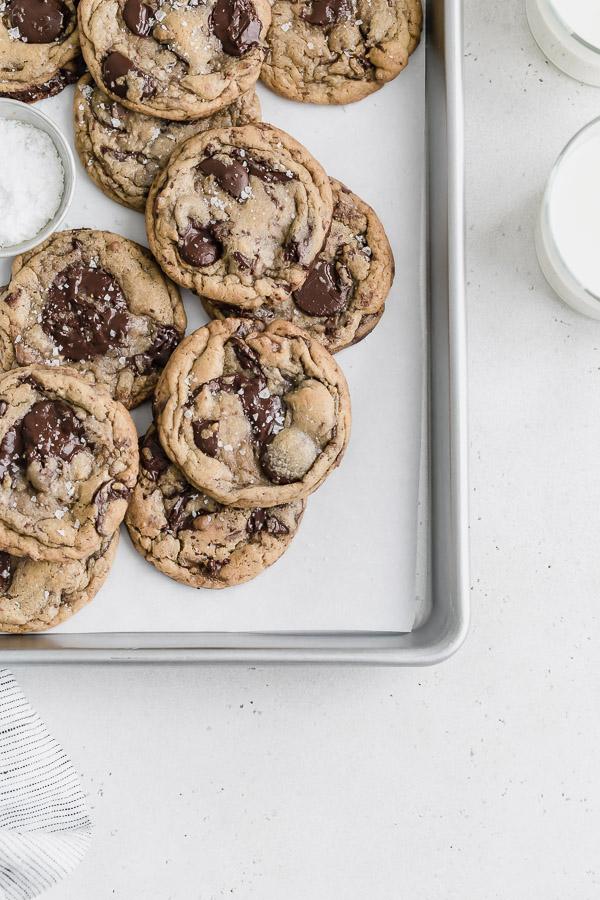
[0,99,75,259]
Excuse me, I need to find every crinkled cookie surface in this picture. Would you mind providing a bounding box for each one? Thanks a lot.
[146,123,333,307]
[154,318,351,507]
[78,0,271,119]
[261,0,422,104]
[126,426,305,587]
[0,0,81,98]
[0,532,118,633]
[73,74,262,211]
[0,229,186,409]
[0,365,138,561]
[203,176,394,353]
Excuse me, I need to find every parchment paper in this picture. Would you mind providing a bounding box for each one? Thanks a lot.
[0,48,425,633]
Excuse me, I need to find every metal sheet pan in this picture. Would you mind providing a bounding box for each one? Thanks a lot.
[0,0,468,664]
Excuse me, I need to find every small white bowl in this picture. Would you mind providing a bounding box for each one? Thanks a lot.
[0,98,75,259]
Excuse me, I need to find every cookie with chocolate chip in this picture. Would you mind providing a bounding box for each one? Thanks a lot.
[154,318,351,508]
[77,0,271,121]
[0,532,118,633]
[0,365,138,561]
[126,425,304,587]
[0,0,82,101]
[0,229,186,409]
[146,123,333,308]
[202,177,394,353]
[73,75,262,212]
[261,0,422,105]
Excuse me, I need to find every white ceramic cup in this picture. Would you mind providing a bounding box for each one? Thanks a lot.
[0,98,75,259]
[526,0,600,86]
[536,117,600,319]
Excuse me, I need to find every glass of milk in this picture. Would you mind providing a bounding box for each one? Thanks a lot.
[527,0,600,85]
[536,117,600,318]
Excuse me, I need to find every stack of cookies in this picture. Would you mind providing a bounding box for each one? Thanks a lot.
[0,0,421,106]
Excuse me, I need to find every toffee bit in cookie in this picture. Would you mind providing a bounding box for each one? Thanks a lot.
[42,264,130,361]
[210,0,262,56]
[179,221,222,267]
[198,156,250,200]
[122,0,155,35]
[292,259,350,316]
[102,51,154,99]
[8,0,67,43]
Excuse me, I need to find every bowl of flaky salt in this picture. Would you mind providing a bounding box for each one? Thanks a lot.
[0,98,75,258]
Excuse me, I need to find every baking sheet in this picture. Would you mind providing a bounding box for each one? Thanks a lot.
[0,49,426,634]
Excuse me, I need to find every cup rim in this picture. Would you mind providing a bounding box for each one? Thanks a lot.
[0,98,75,259]
[541,115,600,306]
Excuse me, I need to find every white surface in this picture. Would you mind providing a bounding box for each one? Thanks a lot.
[0,61,425,634]
[8,2,600,898]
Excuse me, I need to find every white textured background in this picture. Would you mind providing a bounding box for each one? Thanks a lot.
[13,1,600,896]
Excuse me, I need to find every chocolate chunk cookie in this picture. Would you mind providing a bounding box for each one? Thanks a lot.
[146,123,333,308]
[0,365,139,561]
[78,0,271,120]
[0,229,186,409]
[74,75,262,212]
[154,318,351,507]
[261,0,422,105]
[0,0,81,101]
[126,425,304,587]
[0,531,118,633]
[202,177,394,353]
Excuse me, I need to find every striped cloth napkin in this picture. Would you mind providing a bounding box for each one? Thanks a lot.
[0,669,91,899]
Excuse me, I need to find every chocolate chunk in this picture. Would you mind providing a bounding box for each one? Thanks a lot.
[203,372,283,453]
[94,480,131,535]
[122,0,155,35]
[210,0,262,56]
[8,0,67,43]
[21,400,86,467]
[0,552,13,593]
[42,264,130,362]
[167,487,198,532]
[232,252,252,270]
[192,419,219,457]
[103,51,154,99]
[139,430,170,482]
[246,508,289,535]
[301,0,351,25]
[0,421,24,482]
[203,559,224,576]
[233,150,295,185]
[0,58,83,102]
[199,157,250,199]
[179,221,221,267]
[229,335,262,374]
[127,325,180,374]
[293,260,350,316]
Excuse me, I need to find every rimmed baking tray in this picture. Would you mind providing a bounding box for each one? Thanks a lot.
[0,0,468,665]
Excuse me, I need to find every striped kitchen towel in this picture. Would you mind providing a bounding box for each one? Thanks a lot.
[0,669,91,900]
